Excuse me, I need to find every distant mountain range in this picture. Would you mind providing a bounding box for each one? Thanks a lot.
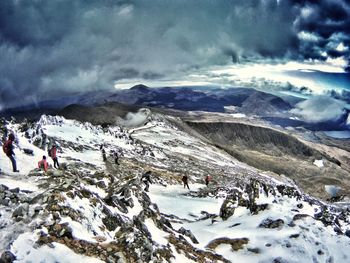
[1,84,349,131]
[0,84,293,116]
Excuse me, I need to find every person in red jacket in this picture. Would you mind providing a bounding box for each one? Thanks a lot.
[205,175,212,186]
[3,133,19,172]
[38,155,49,172]
[49,145,59,169]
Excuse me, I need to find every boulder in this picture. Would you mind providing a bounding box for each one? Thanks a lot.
[206,237,249,251]
[0,184,9,192]
[23,148,34,155]
[1,198,10,206]
[9,188,20,194]
[102,212,125,231]
[345,230,350,238]
[220,195,239,220]
[0,251,16,263]
[12,204,29,218]
[178,227,199,244]
[34,206,44,213]
[259,218,284,229]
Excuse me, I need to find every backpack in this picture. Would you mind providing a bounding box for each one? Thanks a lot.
[2,141,10,155]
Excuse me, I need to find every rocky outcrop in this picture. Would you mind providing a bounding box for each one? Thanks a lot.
[259,218,284,229]
[186,121,319,158]
[206,237,249,251]
[219,179,272,220]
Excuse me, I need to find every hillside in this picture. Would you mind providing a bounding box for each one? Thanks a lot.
[186,121,350,199]
[0,113,349,262]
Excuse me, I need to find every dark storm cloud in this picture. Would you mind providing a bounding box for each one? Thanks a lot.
[294,0,350,61]
[0,0,349,108]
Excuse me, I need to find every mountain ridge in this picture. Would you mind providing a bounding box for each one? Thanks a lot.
[0,110,349,262]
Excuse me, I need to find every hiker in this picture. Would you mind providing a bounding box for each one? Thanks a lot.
[49,145,59,169]
[38,155,49,172]
[205,175,212,186]
[182,175,190,190]
[102,148,107,162]
[3,133,19,172]
[114,150,119,165]
[141,171,153,192]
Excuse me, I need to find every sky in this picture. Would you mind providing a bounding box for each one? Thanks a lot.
[0,0,349,109]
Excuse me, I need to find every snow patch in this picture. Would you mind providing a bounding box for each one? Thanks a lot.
[313,159,324,168]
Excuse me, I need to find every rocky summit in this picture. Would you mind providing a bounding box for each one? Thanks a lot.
[0,113,349,263]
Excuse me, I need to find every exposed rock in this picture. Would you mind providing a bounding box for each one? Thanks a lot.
[51,170,64,177]
[198,211,217,221]
[247,247,260,254]
[96,180,107,189]
[9,188,20,194]
[289,233,300,239]
[52,212,60,221]
[168,234,231,263]
[48,223,73,239]
[273,257,289,263]
[80,188,92,199]
[229,223,241,228]
[314,208,336,227]
[293,214,311,221]
[105,195,128,214]
[206,237,249,251]
[345,229,350,238]
[34,206,44,213]
[102,210,125,232]
[0,198,10,206]
[0,251,16,263]
[259,218,284,229]
[334,226,343,235]
[0,184,9,192]
[276,185,301,199]
[23,148,34,155]
[59,163,68,170]
[251,203,269,214]
[178,227,199,244]
[220,197,237,220]
[12,203,29,218]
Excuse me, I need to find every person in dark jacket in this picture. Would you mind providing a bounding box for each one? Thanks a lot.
[49,145,59,169]
[3,134,19,172]
[141,171,153,192]
[182,175,190,190]
[114,151,119,165]
[101,148,107,162]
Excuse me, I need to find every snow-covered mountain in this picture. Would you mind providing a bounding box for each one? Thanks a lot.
[0,113,349,263]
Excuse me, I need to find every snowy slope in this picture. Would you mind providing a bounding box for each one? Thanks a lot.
[149,184,350,263]
[0,114,349,263]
